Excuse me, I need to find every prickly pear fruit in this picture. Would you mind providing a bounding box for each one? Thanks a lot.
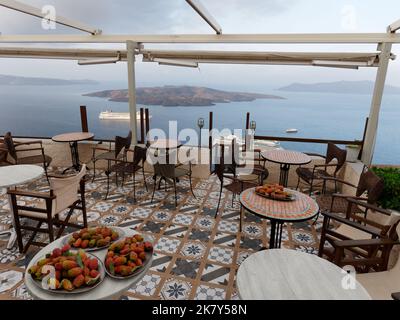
[81,240,89,249]
[55,262,63,271]
[67,267,83,278]
[111,231,119,241]
[134,234,144,242]
[73,238,82,248]
[72,274,85,288]
[90,269,99,278]
[88,258,98,270]
[113,256,127,266]
[62,260,78,270]
[144,242,153,252]
[52,248,62,258]
[88,239,97,248]
[61,244,71,253]
[119,266,132,276]
[129,251,138,262]
[81,232,91,240]
[96,239,107,247]
[139,252,146,260]
[61,279,73,291]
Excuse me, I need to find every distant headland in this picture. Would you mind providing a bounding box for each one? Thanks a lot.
[0,74,98,86]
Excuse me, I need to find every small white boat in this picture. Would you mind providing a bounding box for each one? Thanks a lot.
[254,140,281,148]
[286,128,298,133]
[99,110,151,121]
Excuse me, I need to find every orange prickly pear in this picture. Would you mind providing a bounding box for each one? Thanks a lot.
[111,231,119,241]
[106,251,114,258]
[134,234,144,242]
[90,269,99,278]
[88,258,98,270]
[127,261,136,268]
[83,267,90,276]
[119,266,132,276]
[144,242,153,252]
[120,248,130,256]
[37,258,50,267]
[104,236,111,244]
[72,232,80,240]
[81,240,89,249]
[28,265,39,275]
[72,274,85,288]
[129,251,138,262]
[67,267,83,278]
[136,258,143,266]
[114,265,122,274]
[61,279,74,291]
[73,238,82,248]
[62,260,78,270]
[114,256,127,266]
[81,232,91,240]
[125,238,132,245]
[138,252,146,260]
[114,240,125,252]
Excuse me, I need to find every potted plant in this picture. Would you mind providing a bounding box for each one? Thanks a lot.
[371,167,400,213]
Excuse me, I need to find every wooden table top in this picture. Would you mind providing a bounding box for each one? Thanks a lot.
[24,227,153,300]
[52,132,94,143]
[236,249,371,300]
[0,165,44,188]
[149,139,181,149]
[261,149,311,166]
[239,187,319,222]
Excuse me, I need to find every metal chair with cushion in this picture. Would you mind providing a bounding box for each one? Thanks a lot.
[3,132,52,180]
[91,131,132,182]
[8,165,88,253]
[296,142,347,195]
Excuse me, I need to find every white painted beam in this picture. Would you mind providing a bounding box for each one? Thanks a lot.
[0,33,399,44]
[388,19,400,33]
[153,58,198,68]
[362,43,393,165]
[0,0,101,35]
[127,41,138,145]
[186,0,222,34]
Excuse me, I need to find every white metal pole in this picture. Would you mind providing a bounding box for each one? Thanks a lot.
[127,41,138,145]
[361,42,392,165]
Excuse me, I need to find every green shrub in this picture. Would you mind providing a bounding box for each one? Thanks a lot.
[371,167,400,211]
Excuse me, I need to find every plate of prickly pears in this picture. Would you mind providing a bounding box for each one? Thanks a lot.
[61,226,124,252]
[28,245,105,294]
[104,233,154,279]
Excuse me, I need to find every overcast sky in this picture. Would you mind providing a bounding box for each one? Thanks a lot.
[0,0,399,90]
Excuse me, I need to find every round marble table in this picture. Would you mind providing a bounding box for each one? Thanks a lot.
[148,138,181,150]
[236,249,371,300]
[0,165,44,249]
[24,227,153,300]
[240,187,319,248]
[261,149,311,187]
[52,132,94,174]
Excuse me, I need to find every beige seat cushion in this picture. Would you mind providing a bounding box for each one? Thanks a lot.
[18,201,55,219]
[335,223,372,240]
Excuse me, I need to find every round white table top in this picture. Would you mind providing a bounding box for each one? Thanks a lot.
[0,165,44,188]
[236,249,371,300]
[25,227,153,300]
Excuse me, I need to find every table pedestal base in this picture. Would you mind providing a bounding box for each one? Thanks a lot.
[63,141,81,174]
[269,220,284,249]
[279,163,291,187]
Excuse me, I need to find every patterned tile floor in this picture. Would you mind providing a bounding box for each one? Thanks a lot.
[0,167,323,300]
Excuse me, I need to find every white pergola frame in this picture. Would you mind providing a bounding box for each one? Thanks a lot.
[0,2,398,165]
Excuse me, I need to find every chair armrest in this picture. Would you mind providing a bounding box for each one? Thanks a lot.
[346,198,391,216]
[7,189,56,200]
[305,152,326,158]
[331,193,367,201]
[391,292,400,300]
[313,163,339,168]
[15,140,43,147]
[333,238,399,248]
[319,176,358,188]
[321,211,383,237]
[15,147,44,153]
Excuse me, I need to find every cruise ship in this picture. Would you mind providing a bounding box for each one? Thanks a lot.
[99,110,152,120]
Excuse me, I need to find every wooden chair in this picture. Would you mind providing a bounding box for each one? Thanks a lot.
[105,145,148,201]
[3,132,52,180]
[357,224,400,300]
[296,142,347,195]
[316,168,384,216]
[8,165,88,253]
[0,139,11,166]
[318,197,400,273]
[91,131,132,182]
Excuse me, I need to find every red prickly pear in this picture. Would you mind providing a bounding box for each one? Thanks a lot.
[72,274,85,288]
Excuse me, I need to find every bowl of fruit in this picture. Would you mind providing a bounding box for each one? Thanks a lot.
[255,184,296,201]
[62,227,124,252]
[28,244,105,294]
[104,234,153,279]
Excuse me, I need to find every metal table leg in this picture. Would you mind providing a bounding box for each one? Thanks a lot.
[269,220,284,249]
[63,141,81,174]
[279,163,291,187]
